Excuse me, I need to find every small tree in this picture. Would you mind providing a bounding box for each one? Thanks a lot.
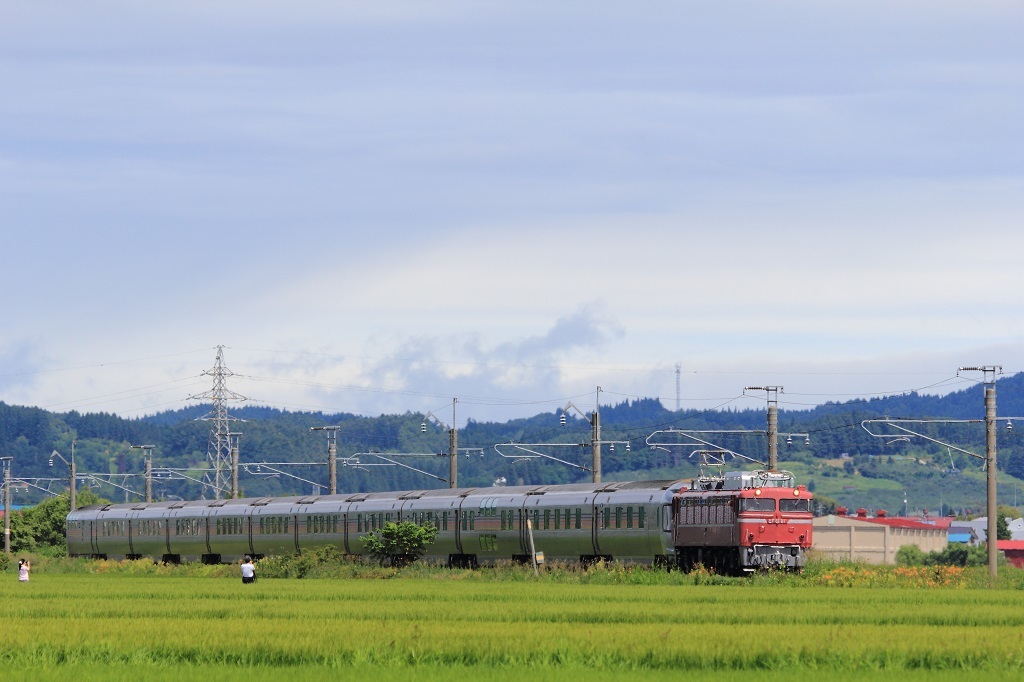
[813,494,838,516]
[361,521,438,567]
[996,514,1011,541]
[10,490,108,554]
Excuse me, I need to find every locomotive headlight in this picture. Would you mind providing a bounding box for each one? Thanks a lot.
[754,488,762,496]
[793,489,800,496]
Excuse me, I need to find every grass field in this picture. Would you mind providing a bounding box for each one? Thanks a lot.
[5,570,1024,681]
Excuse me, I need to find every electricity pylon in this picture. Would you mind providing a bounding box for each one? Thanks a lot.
[189,346,246,499]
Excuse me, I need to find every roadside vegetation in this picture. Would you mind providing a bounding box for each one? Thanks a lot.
[8,550,1024,590]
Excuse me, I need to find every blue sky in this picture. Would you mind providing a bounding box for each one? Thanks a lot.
[2,2,1022,423]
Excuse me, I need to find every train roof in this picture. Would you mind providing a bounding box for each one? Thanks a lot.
[67,479,688,515]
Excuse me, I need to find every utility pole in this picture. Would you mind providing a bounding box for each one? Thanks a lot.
[49,443,76,511]
[311,426,341,495]
[130,445,156,503]
[70,440,76,511]
[959,366,1002,579]
[554,387,631,484]
[987,381,998,577]
[423,399,459,488]
[2,457,11,555]
[189,346,247,499]
[675,363,681,411]
[646,384,806,475]
[592,387,602,483]
[498,388,629,482]
[746,386,782,470]
[862,366,1008,580]
[959,366,1000,579]
[449,399,458,488]
[229,433,241,499]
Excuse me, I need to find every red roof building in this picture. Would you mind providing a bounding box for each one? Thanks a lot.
[833,507,955,530]
[996,540,1024,569]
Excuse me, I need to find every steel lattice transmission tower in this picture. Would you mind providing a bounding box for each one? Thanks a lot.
[189,346,247,499]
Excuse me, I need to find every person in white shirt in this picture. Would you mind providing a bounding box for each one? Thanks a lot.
[240,555,256,584]
[18,559,30,582]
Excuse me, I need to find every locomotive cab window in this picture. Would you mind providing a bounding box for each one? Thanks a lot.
[780,499,811,513]
[740,498,776,512]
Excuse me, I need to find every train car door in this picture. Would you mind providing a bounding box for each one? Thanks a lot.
[341,503,351,554]
[517,503,531,557]
[90,519,100,555]
[454,504,464,555]
[204,516,213,556]
[592,498,602,556]
[128,512,138,557]
[519,504,537,558]
[247,515,255,556]
[517,509,526,553]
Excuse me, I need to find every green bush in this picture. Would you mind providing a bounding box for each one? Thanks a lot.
[361,521,438,567]
[896,544,928,566]
[895,542,988,567]
[253,546,402,579]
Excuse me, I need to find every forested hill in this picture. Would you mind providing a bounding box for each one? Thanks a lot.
[131,372,1024,433]
[1,373,1022,504]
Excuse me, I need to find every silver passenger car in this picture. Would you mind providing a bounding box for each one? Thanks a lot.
[67,480,686,566]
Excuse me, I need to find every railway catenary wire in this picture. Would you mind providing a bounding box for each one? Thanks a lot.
[67,470,813,575]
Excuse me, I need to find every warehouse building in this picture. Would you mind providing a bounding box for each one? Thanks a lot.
[812,509,948,564]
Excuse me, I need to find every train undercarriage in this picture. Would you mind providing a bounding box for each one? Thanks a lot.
[675,545,805,575]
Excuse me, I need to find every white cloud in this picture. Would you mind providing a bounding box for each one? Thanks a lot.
[1,1,1022,423]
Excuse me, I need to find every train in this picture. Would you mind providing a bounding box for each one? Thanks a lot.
[66,469,812,573]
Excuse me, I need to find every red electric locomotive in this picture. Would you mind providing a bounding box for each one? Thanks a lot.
[672,470,813,574]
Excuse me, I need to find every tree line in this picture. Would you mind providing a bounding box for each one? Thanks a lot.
[0,373,1022,504]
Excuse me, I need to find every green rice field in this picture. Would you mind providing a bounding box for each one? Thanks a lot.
[4,571,1024,681]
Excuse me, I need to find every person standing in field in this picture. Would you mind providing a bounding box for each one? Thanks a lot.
[240,555,256,584]
[18,559,30,582]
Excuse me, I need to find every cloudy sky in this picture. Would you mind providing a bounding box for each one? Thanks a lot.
[2,1,1022,424]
